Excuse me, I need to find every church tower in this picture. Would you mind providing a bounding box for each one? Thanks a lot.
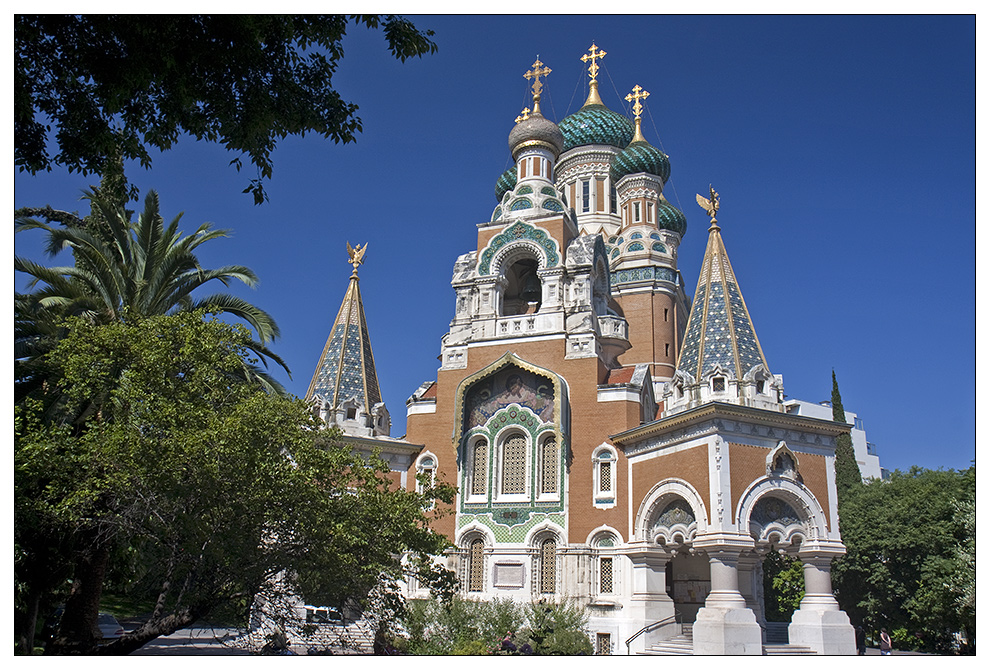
[402,45,854,656]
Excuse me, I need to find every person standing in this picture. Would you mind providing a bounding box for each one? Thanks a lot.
[880,628,892,655]
[855,626,867,655]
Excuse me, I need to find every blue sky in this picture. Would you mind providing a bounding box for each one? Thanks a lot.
[12,15,976,474]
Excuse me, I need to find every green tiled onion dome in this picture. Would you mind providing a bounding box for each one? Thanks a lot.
[495,166,517,202]
[656,199,688,236]
[610,141,671,184]
[558,104,634,152]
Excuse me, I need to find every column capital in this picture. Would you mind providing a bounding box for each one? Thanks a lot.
[693,532,755,555]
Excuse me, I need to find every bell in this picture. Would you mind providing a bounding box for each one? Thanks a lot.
[521,272,541,302]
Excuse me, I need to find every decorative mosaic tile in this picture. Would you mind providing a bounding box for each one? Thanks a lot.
[517,185,534,195]
[510,198,533,211]
[478,221,560,275]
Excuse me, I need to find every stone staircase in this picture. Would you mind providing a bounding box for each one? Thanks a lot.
[640,622,818,655]
[640,623,694,655]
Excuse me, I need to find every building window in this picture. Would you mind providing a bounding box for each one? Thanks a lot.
[502,434,527,495]
[346,407,357,420]
[599,556,614,594]
[540,436,558,495]
[468,538,485,592]
[610,184,617,213]
[540,538,557,594]
[756,379,765,394]
[593,447,617,507]
[664,307,669,322]
[647,201,654,223]
[596,633,611,655]
[665,343,670,357]
[471,439,488,496]
[582,180,590,212]
[633,202,641,222]
[712,377,726,393]
[600,460,612,492]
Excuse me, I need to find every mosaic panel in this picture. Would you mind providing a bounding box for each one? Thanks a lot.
[752,497,802,528]
[510,198,533,211]
[656,499,695,527]
[458,512,565,543]
[626,242,645,251]
[542,199,564,212]
[652,242,667,253]
[609,266,677,286]
[516,185,534,195]
[678,284,706,376]
[700,281,736,375]
[492,206,502,221]
[540,186,557,196]
[478,221,560,275]
[630,232,643,239]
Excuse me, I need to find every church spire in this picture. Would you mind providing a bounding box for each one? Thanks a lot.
[665,187,781,413]
[305,243,385,432]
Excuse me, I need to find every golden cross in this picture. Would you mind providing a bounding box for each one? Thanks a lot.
[625,85,650,120]
[515,107,531,124]
[523,57,551,100]
[580,43,607,84]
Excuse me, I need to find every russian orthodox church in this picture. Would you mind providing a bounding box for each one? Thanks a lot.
[306,45,856,655]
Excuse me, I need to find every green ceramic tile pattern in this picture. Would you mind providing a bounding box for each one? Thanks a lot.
[610,141,671,184]
[656,200,688,235]
[496,166,517,202]
[559,104,634,151]
[459,512,566,543]
[478,221,560,275]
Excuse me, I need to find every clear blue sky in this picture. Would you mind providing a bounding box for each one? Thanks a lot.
[12,15,976,474]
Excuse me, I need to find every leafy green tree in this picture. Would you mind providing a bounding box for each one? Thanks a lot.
[762,551,804,622]
[830,370,862,506]
[832,466,975,653]
[15,185,288,401]
[15,312,453,655]
[15,15,437,203]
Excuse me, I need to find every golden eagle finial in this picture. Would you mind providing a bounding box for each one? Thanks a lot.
[346,242,368,276]
[696,185,720,227]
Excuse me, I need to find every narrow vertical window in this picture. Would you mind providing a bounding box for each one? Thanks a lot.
[599,460,612,492]
[468,539,484,592]
[540,539,556,594]
[633,201,642,222]
[596,633,611,655]
[533,158,542,177]
[610,184,617,213]
[600,557,614,594]
[596,178,605,212]
[519,159,528,178]
[647,201,654,223]
[665,343,670,357]
[664,307,669,322]
[582,180,590,212]
[540,436,558,494]
[472,439,488,496]
[502,434,527,495]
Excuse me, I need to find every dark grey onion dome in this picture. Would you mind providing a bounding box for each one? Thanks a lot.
[495,166,517,202]
[656,199,688,236]
[610,140,671,184]
[558,104,634,152]
[508,112,565,160]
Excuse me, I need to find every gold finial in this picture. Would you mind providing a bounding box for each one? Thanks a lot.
[515,107,531,124]
[696,185,720,229]
[625,84,650,143]
[580,43,607,106]
[346,241,368,277]
[523,57,551,115]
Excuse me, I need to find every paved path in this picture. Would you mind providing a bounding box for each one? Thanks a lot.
[131,627,252,656]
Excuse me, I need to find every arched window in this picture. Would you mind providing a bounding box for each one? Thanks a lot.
[502,258,542,316]
[468,538,485,592]
[539,538,557,594]
[471,438,488,497]
[501,434,527,495]
[539,435,558,495]
[416,455,437,509]
[593,447,617,508]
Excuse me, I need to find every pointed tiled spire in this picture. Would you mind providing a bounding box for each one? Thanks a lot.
[305,244,382,415]
[675,189,770,383]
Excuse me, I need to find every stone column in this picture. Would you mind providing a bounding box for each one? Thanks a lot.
[692,538,763,655]
[788,549,856,655]
[622,543,676,654]
[737,552,766,637]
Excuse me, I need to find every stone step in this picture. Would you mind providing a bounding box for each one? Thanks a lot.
[764,644,818,655]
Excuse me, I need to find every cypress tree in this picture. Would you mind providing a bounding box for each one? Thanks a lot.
[831,370,862,506]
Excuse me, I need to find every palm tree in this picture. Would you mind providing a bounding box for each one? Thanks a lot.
[15,186,290,399]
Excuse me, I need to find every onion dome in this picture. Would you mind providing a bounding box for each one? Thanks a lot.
[656,199,688,236]
[559,105,634,152]
[610,141,671,184]
[495,166,517,202]
[508,110,565,160]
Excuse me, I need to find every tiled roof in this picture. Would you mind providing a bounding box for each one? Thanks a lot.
[305,272,382,412]
[605,366,637,385]
[675,221,770,382]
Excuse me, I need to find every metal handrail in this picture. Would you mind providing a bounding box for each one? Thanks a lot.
[624,612,682,655]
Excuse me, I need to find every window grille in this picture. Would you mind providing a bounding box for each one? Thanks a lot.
[596,633,611,655]
[502,435,527,495]
[540,539,557,594]
[472,440,488,496]
[600,557,613,594]
[541,437,558,494]
[599,460,612,493]
[712,377,726,393]
[468,539,484,592]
